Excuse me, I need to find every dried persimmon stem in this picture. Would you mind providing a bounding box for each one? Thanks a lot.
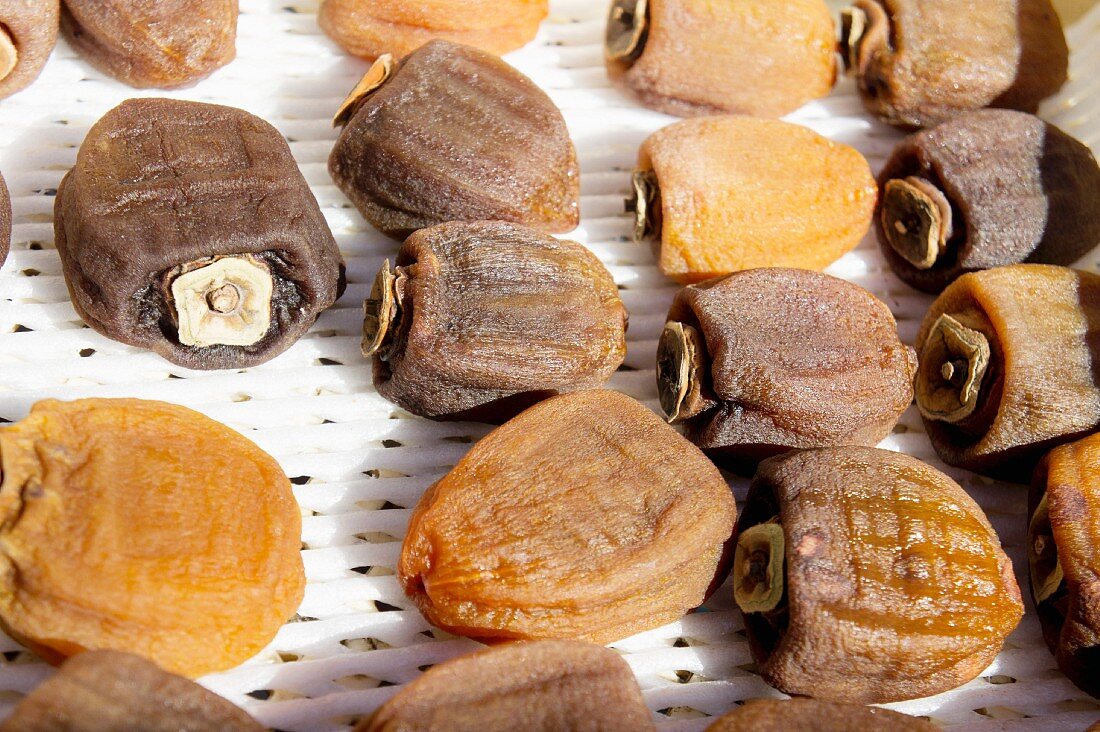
[1028,493,1065,604]
[734,520,785,614]
[882,177,953,270]
[657,321,707,423]
[839,6,867,75]
[627,169,660,243]
[333,54,394,128]
[605,0,649,63]
[916,314,991,423]
[362,260,400,359]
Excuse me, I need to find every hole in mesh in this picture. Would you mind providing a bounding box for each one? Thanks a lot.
[21,269,40,277]
[317,357,343,366]
[657,707,710,719]
[737,661,759,674]
[335,674,385,690]
[974,707,1027,720]
[290,475,312,485]
[11,324,31,333]
[290,614,320,623]
[374,600,403,613]
[1,651,35,664]
[419,628,457,641]
[355,532,401,544]
[381,439,402,448]
[364,468,410,479]
[232,393,253,403]
[35,188,57,196]
[277,651,301,662]
[246,689,272,700]
[351,565,395,577]
[78,348,95,357]
[28,242,42,250]
[984,675,1016,685]
[443,435,473,444]
[617,364,638,372]
[340,637,391,652]
[327,715,364,728]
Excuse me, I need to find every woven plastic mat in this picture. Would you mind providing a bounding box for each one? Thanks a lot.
[0,1,1098,729]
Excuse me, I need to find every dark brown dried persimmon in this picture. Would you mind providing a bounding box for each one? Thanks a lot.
[358,640,654,731]
[319,0,546,60]
[0,650,264,732]
[660,268,916,471]
[1029,434,1100,698]
[704,698,935,731]
[366,221,627,423]
[0,398,304,678]
[399,390,736,644]
[738,447,1022,704]
[606,0,836,118]
[877,110,1100,293]
[329,40,579,240]
[0,0,58,100]
[842,0,1067,129]
[61,0,237,88]
[55,98,345,370]
[914,264,1100,480]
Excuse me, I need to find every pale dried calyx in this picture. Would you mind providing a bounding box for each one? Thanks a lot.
[915,314,991,423]
[362,259,401,360]
[333,54,394,128]
[0,27,17,82]
[656,321,709,423]
[171,256,273,348]
[840,1,888,75]
[605,0,648,63]
[882,177,954,270]
[625,169,660,243]
[734,519,785,614]
[1028,493,1064,604]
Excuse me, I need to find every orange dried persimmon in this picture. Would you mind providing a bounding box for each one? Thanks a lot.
[0,398,304,677]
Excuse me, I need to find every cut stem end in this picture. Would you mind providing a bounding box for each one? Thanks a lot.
[657,321,708,423]
[605,0,649,63]
[362,260,400,360]
[915,314,991,423]
[627,169,660,243]
[882,177,953,270]
[333,54,395,128]
[1028,493,1064,605]
[734,520,785,614]
[171,256,273,348]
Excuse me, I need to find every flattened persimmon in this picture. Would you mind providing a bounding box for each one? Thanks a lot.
[0,398,304,677]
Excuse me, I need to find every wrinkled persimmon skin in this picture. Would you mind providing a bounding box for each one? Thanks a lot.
[359,640,655,732]
[849,0,1067,129]
[329,40,579,240]
[0,0,59,100]
[1030,435,1100,698]
[319,0,546,60]
[640,117,876,285]
[742,447,1023,704]
[0,399,304,678]
[877,110,1100,293]
[917,265,1100,481]
[704,698,935,732]
[61,0,238,89]
[608,0,836,118]
[375,221,627,423]
[669,268,916,470]
[0,650,264,732]
[399,390,736,644]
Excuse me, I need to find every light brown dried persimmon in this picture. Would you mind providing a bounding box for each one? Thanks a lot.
[399,389,736,644]
[0,398,304,678]
[0,650,264,731]
[358,640,655,731]
[319,0,546,60]
[704,698,935,731]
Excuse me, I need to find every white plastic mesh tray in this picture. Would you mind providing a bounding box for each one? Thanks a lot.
[0,1,1098,730]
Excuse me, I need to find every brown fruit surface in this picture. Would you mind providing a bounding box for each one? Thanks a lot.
[606,0,836,118]
[329,40,579,240]
[740,447,1023,704]
[55,98,345,370]
[662,269,916,470]
[637,117,876,285]
[0,171,10,268]
[399,390,736,643]
[704,698,935,731]
[914,264,1100,480]
[358,640,655,731]
[61,0,237,88]
[1029,435,1100,698]
[845,0,1068,128]
[877,110,1100,293]
[0,0,58,100]
[368,221,627,423]
[0,398,305,678]
[0,650,264,731]
[319,0,546,60]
